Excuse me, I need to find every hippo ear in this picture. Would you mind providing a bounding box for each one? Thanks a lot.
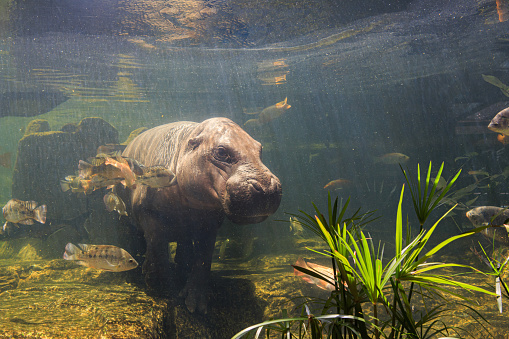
[187,137,202,151]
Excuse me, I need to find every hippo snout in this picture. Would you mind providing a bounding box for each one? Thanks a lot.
[224,173,282,225]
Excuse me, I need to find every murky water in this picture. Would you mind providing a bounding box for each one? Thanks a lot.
[1,0,509,337]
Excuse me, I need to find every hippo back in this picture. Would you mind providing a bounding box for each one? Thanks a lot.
[122,121,197,172]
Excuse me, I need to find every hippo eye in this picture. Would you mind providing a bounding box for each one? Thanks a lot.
[214,146,234,163]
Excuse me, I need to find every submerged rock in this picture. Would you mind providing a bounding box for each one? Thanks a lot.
[12,117,119,222]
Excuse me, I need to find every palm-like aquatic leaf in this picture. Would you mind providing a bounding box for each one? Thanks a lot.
[400,161,461,228]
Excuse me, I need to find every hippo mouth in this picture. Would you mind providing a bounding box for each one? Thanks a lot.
[223,177,282,225]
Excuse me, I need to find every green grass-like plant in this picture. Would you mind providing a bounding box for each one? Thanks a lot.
[400,161,461,229]
[233,163,495,339]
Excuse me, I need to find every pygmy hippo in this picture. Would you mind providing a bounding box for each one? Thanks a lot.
[121,117,282,313]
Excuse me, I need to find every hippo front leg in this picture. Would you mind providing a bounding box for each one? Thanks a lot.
[179,226,218,313]
[137,213,172,290]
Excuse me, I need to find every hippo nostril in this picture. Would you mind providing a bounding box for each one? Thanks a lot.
[249,180,264,193]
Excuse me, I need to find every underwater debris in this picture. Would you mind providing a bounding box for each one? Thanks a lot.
[483,74,509,97]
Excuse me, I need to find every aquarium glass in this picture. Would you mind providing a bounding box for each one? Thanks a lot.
[0,0,508,337]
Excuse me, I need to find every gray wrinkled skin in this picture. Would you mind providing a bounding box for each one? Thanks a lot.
[121,117,282,313]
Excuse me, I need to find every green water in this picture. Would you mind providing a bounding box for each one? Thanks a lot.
[1,0,509,337]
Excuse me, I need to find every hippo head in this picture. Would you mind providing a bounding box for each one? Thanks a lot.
[176,118,282,224]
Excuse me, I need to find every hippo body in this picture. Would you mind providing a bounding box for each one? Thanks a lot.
[121,118,282,313]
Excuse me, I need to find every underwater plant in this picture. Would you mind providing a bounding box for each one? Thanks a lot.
[471,239,509,314]
[233,163,495,339]
[400,161,461,230]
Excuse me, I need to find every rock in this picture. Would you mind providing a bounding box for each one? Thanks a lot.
[24,119,50,135]
[8,117,120,259]
[12,117,119,221]
[121,127,148,145]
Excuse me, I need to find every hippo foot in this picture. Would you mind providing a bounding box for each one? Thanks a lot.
[179,284,209,314]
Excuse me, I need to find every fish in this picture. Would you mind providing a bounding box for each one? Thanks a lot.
[96,144,126,155]
[498,134,509,145]
[466,206,509,243]
[374,153,410,164]
[103,192,128,216]
[244,97,291,127]
[293,258,336,292]
[466,206,509,227]
[78,157,123,180]
[497,0,509,22]
[63,243,138,272]
[60,175,93,194]
[89,174,124,190]
[0,152,12,168]
[480,225,509,244]
[289,216,304,237]
[2,199,47,230]
[323,179,352,190]
[104,157,136,187]
[488,107,509,136]
[468,170,489,177]
[135,166,177,188]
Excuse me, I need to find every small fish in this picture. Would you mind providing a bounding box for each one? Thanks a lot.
[374,153,410,165]
[218,239,229,260]
[135,166,177,188]
[497,0,509,23]
[244,98,291,127]
[2,199,47,230]
[273,59,287,67]
[323,179,351,190]
[481,225,509,244]
[63,243,138,272]
[0,152,12,168]
[468,170,489,176]
[498,134,509,145]
[78,158,123,180]
[466,206,509,227]
[466,206,509,243]
[293,258,336,292]
[104,157,136,187]
[488,107,509,136]
[103,192,128,216]
[96,144,126,155]
[60,175,93,194]
[289,216,304,237]
[89,174,124,190]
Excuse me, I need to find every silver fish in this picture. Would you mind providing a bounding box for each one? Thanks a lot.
[289,216,304,237]
[466,206,509,243]
[2,199,47,231]
[63,243,138,272]
[488,107,509,136]
[103,192,128,216]
[135,166,176,188]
